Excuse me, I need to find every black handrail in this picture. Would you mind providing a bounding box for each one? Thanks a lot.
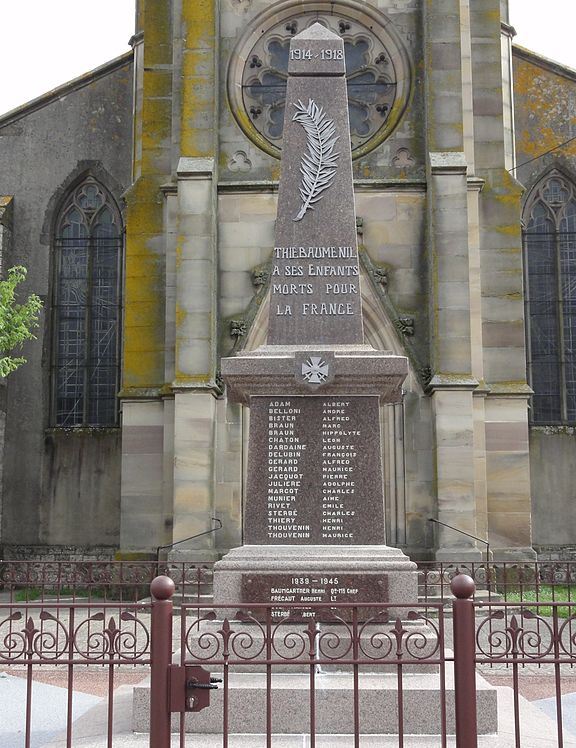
[156,518,223,561]
[428,517,491,565]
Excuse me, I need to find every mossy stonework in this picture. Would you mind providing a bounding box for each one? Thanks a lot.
[1,0,576,562]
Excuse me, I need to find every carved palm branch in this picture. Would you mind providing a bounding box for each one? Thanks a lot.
[292,99,340,222]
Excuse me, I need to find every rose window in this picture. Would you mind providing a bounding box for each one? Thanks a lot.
[227,1,411,160]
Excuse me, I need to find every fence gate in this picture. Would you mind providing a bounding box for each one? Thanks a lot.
[148,576,460,747]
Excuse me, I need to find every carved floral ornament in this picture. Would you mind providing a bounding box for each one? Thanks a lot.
[227,0,412,160]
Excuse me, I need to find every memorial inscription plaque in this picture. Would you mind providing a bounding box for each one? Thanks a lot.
[245,395,384,545]
[241,573,389,622]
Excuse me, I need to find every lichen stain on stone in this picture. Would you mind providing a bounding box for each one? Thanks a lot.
[494,223,520,236]
[123,178,166,388]
[514,58,576,162]
[180,1,216,158]
[122,1,174,391]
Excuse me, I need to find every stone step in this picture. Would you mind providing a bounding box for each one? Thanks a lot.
[139,593,215,610]
[172,593,214,611]
[417,589,504,605]
[133,669,498,735]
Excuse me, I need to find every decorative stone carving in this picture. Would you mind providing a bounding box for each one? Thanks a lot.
[294,350,336,390]
[396,316,415,336]
[230,0,252,13]
[393,147,415,170]
[251,266,269,289]
[229,319,247,338]
[420,366,433,386]
[227,150,252,173]
[292,99,340,222]
[215,370,224,393]
[371,266,389,288]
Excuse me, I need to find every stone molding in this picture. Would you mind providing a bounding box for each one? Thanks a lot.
[428,151,468,175]
[177,157,215,179]
[427,374,479,392]
[222,345,408,405]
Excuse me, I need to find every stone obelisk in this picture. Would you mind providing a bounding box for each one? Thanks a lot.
[215,24,416,611]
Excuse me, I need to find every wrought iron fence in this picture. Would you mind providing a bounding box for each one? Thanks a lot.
[418,560,576,607]
[0,571,575,747]
[152,596,451,746]
[0,559,213,604]
[473,597,576,748]
[0,600,152,747]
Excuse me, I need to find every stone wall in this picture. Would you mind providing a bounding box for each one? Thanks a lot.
[1,544,117,562]
[530,428,576,550]
[513,47,576,559]
[0,197,12,552]
[0,56,133,553]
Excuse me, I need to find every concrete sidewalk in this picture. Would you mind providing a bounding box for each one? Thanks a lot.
[0,672,100,748]
[41,683,576,748]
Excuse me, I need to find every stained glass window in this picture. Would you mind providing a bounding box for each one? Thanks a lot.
[52,177,122,427]
[524,172,576,424]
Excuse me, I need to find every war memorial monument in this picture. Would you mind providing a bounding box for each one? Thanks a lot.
[135,24,500,739]
[214,22,417,613]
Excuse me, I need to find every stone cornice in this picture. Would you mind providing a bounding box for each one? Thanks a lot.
[501,22,517,39]
[216,179,427,194]
[427,374,479,393]
[428,152,468,176]
[177,157,215,180]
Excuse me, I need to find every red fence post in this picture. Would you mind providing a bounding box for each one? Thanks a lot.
[451,574,478,748]
[150,575,175,748]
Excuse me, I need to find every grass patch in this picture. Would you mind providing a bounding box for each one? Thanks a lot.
[504,584,576,618]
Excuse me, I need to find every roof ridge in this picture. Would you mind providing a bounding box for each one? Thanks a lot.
[0,50,133,129]
[512,44,576,82]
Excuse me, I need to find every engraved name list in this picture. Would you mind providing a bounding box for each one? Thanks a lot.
[244,395,385,546]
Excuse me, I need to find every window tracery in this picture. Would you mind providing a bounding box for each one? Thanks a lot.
[52,177,123,427]
[227,1,411,160]
[524,172,576,424]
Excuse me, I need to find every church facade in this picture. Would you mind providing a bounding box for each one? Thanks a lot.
[1,0,575,563]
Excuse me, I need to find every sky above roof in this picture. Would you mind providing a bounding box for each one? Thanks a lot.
[0,1,573,117]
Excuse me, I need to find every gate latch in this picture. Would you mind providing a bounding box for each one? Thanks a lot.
[169,665,221,712]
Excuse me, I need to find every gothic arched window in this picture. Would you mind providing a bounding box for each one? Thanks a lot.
[52,177,123,427]
[524,171,576,424]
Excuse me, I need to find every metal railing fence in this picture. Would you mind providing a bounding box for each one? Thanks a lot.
[0,559,213,604]
[0,599,152,748]
[1,567,575,747]
[418,559,576,605]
